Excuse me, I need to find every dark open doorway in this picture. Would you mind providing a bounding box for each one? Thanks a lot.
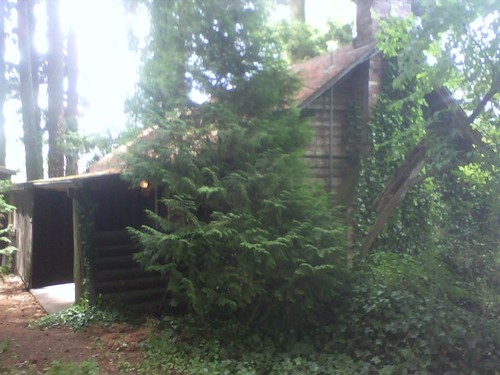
[31,189,74,288]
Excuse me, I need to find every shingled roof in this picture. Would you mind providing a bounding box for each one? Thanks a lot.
[291,41,377,108]
[89,42,379,175]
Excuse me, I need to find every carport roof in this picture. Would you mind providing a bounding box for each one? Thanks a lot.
[11,171,121,192]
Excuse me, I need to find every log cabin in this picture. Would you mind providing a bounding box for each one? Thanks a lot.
[8,0,481,311]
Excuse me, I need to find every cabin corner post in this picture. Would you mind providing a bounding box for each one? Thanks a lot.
[72,193,84,303]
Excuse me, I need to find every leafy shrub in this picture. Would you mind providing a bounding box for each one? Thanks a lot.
[126,104,348,331]
[0,181,16,274]
[335,252,500,374]
[33,298,139,331]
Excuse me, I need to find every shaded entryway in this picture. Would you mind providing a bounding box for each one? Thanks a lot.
[31,189,74,288]
[9,172,165,312]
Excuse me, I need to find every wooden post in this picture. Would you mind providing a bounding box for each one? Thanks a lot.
[72,196,84,303]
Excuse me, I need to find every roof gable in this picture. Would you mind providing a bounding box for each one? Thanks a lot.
[292,41,377,108]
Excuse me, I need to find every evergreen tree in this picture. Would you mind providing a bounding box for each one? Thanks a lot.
[125,0,348,329]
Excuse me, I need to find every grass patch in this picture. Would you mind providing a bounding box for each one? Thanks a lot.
[0,360,99,375]
[43,360,99,375]
[0,339,12,354]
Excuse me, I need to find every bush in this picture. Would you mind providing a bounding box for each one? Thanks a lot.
[335,252,500,374]
[0,181,16,274]
[125,104,349,331]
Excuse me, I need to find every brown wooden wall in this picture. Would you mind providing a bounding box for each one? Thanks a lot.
[86,177,154,232]
[303,63,367,195]
[9,190,34,287]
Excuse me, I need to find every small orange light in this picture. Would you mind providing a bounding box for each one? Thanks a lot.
[139,180,149,189]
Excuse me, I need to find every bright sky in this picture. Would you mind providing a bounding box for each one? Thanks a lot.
[6,0,355,182]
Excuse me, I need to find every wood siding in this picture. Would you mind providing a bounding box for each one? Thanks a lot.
[90,230,165,312]
[9,190,34,287]
[303,64,367,193]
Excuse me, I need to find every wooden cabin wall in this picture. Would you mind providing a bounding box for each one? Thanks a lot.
[89,178,154,232]
[303,63,367,196]
[8,191,34,287]
[82,177,164,312]
[304,82,350,191]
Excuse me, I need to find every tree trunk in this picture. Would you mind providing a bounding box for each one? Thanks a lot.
[359,141,428,255]
[17,0,43,180]
[0,0,6,166]
[28,0,41,147]
[290,0,306,22]
[359,87,494,256]
[46,0,65,177]
[65,27,79,176]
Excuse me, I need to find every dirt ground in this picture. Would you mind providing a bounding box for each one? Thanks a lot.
[0,275,148,374]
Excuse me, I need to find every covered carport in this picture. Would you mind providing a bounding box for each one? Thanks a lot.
[8,171,163,312]
[8,172,122,292]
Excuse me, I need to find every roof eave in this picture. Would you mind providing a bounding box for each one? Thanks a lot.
[10,171,122,192]
[297,47,379,109]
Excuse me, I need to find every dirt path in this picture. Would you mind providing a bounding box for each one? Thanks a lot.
[0,275,148,374]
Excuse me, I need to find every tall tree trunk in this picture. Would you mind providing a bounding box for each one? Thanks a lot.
[65,26,79,176]
[65,27,79,175]
[0,0,6,166]
[28,0,40,146]
[46,0,65,177]
[17,0,43,180]
[290,0,306,22]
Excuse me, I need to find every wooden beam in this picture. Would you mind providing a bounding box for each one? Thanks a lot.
[72,197,84,303]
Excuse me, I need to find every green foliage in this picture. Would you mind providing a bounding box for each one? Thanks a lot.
[354,59,434,254]
[0,181,16,274]
[128,0,286,119]
[120,0,499,372]
[350,2,500,371]
[377,0,499,116]
[63,130,116,171]
[33,299,138,331]
[125,104,348,329]
[271,20,353,63]
[139,315,367,375]
[0,360,99,375]
[42,360,99,375]
[124,0,348,331]
[322,21,353,46]
[335,254,500,374]
[74,191,97,297]
[0,338,12,354]
[272,20,323,62]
